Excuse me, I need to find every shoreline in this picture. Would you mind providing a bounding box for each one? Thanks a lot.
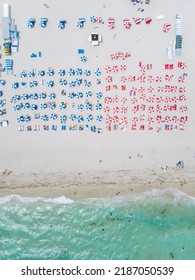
[0,169,194,200]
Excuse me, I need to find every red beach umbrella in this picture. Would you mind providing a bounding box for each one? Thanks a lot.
[121,76,127,83]
[104,106,110,113]
[106,76,112,82]
[120,65,127,71]
[145,17,152,24]
[123,19,132,29]
[163,23,171,33]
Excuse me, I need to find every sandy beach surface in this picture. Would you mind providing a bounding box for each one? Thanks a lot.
[0,0,195,200]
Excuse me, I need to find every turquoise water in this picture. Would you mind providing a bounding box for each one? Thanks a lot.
[0,188,195,260]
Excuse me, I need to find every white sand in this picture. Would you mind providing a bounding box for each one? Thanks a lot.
[0,0,195,199]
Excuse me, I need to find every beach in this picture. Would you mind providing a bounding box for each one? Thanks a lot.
[0,0,195,260]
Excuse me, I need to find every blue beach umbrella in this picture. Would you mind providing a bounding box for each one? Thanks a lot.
[39,92,47,99]
[70,114,76,121]
[77,18,85,28]
[17,116,24,123]
[90,16,96,22]
[60,115,67,123]
[84,81,91,87]
[86,101,93,111]
[31,104,38,110]
[86,114,93,122]
[95,68,101,76]
[30,80,38,87]
[76,78,82,85]
[12,82,19,89]
[69,81,76,88]
[77,92,83,99]
[49,102,56,109]
[59,102,67,110]
[23,102,30,109]
[38,70,45,77]
[86,91,92,97]
[47,69,54,76]
[28,70,36,77]
[77,115,84,122]
[19,70,27,78]
[13,104,20,111]
[49,92,56,100]
[40,103,47,109]
[24,115,31,122]
[96,115,103,122]
[84,70,91,76]
[76,68,82,75]
[0,80,5,86]
[58,69,65,76]
[12,94,20,101]
[68,68,75,76]
[31,93,38,100]
[96,103,102,110]
[77,104,84,111]
[96,92,103,99]
[58,20,67,29]
[50,113,58,120]
[47,81,54,87]
[41,114,49,121]
[60,79,67,86]
[79,56,87,62]
[22,93,29,100]
[68,92,76,99]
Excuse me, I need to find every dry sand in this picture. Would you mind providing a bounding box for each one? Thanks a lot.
[0,0,195,200]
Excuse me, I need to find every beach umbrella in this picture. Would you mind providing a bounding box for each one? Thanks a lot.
[95,68,101,76]
[103,106,110,113]
[60,115,67,123]
[17,116,24,123]
[49,102,56,109]
[49,92,56,100]
[41,114,49,121]
[163,23,171,33]
[68,92,76,99]
[86,91,92,98]
[13,104,20,111]
[96,115,103,122]
[12,82,19,89]
[39,92,47,99]
[77,21,84,28]
[30,80,38,87]
[123,19,131,29]
[84,70,91,76]
[47,81,54,87]
[70,114,76,121]
[24,115,31,122]
[28,70,35,77]
[148,86,154,93]
[121,76,127,83]
[59,79,67,86]
[112,115,119,124]
[121,97,127,103]
[23,102,30,109]
[40,18,48,28]
[75,78,82,85]
[86,114,93,122]
[105,116,112,125]
[85,81,91,87]
[50,113,58,120]
[96,16,102,23]
[27,18,36,28]
[31,104,38,110]
[179,86,186,93]
[86,101,93,111]
[113,106,119,114]
[40,103,47,109]
[47,69,54,76]
[95,103,102,110]
[90,16,96,22]
[19,70,27,78]
[22,93,29,100]
[79,56,87,62]
[112,65,119,73]
[38,70,45,77]
[104,65,112,73]
[76,68,83,75]
[77,115,84,123]
[68,68,75,76]
[106,76,112,83]
[31,93,38,100]
[12,94,20,101]
[58,69,65,76]
[69,81,76,88]
[59,102,67,110]
[77,92,83,99]
[148,76,154,83]
[108,17,115,29]
[77,104,84,111]
[121,107,128,114]
[96,92,103,99]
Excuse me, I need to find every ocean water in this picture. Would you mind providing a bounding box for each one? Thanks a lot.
[0,188,195,260]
